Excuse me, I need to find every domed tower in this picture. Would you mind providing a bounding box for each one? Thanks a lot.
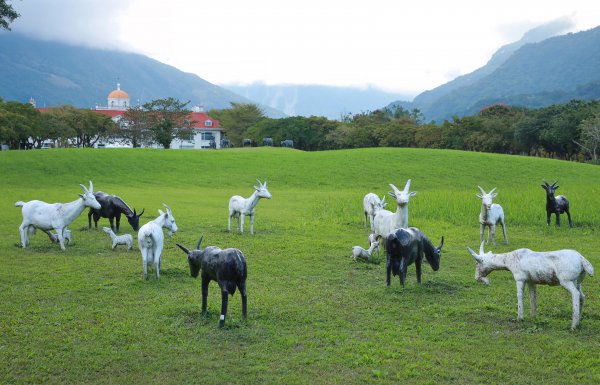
[107,83,130,110]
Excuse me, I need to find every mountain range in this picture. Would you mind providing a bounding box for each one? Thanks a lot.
[390,23,600,122]
[0,32,285,116]
[221,83,411,120]
[2,23,600,122]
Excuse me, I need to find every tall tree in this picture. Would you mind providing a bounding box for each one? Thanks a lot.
[122,106,149,147]
[209,103,265,146]
[0,0,19,30]
[577,114,600,162]
[142,98,193,149]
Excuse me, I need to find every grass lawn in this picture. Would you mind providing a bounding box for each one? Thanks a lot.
[1,147,599,384]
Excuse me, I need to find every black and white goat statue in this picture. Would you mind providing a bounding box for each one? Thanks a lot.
[385,227,444,287]
[541,180,573,227]
[176,237,248,327]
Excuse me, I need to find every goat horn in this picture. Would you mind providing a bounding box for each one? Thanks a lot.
[543,180,549,186]
[437,236,444,251]
[175,243,190,255]
[162,203,171,212]
[389,183,401,193]
[477,186,486,195]
[489,187,497,194]
[138,208,145,217]
[479,240,485,255]
[551,180,558,187]
[256,178,262,186]
[196,236,203,250]
[80,183,89,193]
[89,180,93,192]
[403,179,412,193]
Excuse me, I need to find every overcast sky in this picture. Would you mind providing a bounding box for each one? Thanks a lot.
[9,0,600,97]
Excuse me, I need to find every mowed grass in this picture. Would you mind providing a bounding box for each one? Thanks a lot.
[1,147,599,384]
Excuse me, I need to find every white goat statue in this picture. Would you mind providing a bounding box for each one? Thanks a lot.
[467,242,594,330]
[363,193,386,230]
[137,204,178,280]
[373,179,416,242]
[15,181,101,250]
[476,186,507,245]
[228,179,272,235]
[48,229,71,245]
[352,239,380,261]
[103,226,133,251]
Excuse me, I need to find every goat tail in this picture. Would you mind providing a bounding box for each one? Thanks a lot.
[15,201,25,207]
[582,256,594,277]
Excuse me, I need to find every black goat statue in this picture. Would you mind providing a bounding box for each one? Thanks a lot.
[88,191,144,232]
[176,237,248,327]
[385,227,444,287]
[541,180,573,227]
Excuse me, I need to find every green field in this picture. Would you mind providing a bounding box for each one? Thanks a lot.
[1,147,599,384]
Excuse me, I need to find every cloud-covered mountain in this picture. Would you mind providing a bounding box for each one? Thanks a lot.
[0,32,283,116]
[390,21,600,122]
[223,83,412,120]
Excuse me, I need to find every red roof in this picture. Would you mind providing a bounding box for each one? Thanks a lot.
[93,110,125,118]
[189,111,221,129]
[39,108,221,130]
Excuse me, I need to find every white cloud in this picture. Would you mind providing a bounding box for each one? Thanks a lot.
[8,0,600,96]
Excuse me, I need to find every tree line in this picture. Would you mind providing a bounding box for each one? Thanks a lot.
[210,101,600,162]
[1,96,599,162]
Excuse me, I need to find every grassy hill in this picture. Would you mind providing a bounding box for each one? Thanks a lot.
[1,148,599,384]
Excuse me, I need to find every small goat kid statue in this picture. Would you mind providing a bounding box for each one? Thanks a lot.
[228,179,272,234]
[468,242,594,330]
[176,237,248,327]
[385,227,443,287]
[15,181,101,250]
[542,180,573,227]
[476,186,508,244]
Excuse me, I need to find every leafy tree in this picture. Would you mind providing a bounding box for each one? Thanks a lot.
[141,98,194,149]
[577,113,600,162]
[0,0,19,30]
[209,103,265,146]
[0,100,40,149]
[122,106,149,147]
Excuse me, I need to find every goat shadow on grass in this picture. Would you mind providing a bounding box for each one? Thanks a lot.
[173,308,248,330]
[386,279,461,296]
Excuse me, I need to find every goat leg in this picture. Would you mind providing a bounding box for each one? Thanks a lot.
[201,277,209,315]
[240,282,247,321]
[219,290,229,328]
[386,257,392,286]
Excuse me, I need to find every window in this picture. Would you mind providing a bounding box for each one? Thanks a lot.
[201,132,215,141]
[205,120,212,127]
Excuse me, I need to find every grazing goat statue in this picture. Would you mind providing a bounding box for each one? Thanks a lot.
[15,181,101,250]
[386,227,443,287]
[48,229,71,245]
[467,242,594,330]
[103,227,133,251]
[352,239,379,262]
[88,192,144,232]
[373,179,416,243]
[228,179,272,235]
[363,193,386,230]
[476,186,508,245]
[137,204,178,280]
[176,237,248,327]
[542,180,572,227]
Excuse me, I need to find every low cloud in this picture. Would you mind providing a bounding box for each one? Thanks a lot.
[10,0,130,50]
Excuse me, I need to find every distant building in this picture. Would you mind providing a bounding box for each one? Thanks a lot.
[40,83,224,149]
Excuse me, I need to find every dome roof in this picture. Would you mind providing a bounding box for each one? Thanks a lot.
[108,83,129,99]
[108,89,129,99]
